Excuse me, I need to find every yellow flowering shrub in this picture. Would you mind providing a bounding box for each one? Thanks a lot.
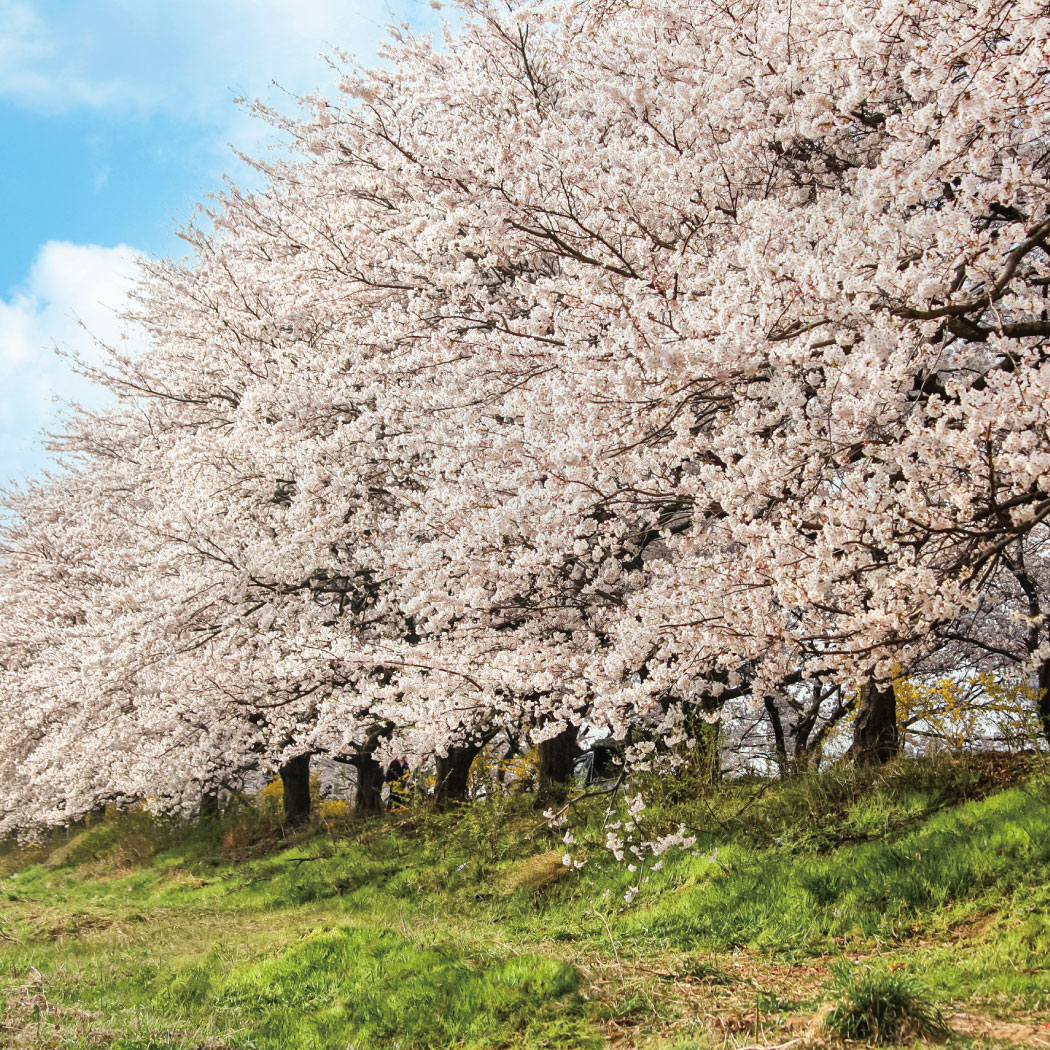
[893,670,1040,750]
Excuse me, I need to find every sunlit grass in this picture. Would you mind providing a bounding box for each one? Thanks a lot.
[2,754,1048,1048]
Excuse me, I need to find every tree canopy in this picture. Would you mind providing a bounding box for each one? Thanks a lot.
[4,0,1050,831]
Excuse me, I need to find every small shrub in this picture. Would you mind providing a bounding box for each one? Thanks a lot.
[45,825,120,868]
[823,963,950,1043]
[319,798,350,823]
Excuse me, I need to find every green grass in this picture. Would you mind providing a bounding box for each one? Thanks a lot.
[822,963,950,1043]
[159,927,594,1049]
[625,783,1050,951]
[1,754,1048,1048]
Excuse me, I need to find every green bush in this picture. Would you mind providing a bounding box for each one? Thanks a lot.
[823,964,950,1043]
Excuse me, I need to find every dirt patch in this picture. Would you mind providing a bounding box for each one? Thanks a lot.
[0,969,106,1050]
[33,911,115,942]
[3,904,118,944]
[950,1013,1050,1047]
[585,946,1050,1049]
[580,949,834,1049]
[944,910,1001,943]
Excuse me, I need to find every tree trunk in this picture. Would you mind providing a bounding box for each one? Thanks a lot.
[354,756,385,812]
[348,723,393,814]
[799,684,849,773]
[434,743,483,805]
[537,725,578,802]
[279,753,312,825]
[1038,659,1050,747]
[199,789,220,819]
[849,681,899,766]
[763,697,790,777]
[789,681,829,776]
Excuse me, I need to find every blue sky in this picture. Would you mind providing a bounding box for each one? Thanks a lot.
[1,0,435,486]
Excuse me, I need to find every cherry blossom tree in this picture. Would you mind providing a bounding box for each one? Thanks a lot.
[296,0,1050,754]
[5,0,1050,834]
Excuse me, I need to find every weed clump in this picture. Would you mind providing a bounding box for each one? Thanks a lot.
[502,849,570,897]
[822,964,950,1043]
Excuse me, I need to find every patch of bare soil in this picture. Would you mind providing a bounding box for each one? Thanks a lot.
[949,1013,1050,1047]
[0,968,109,1050]
[586,948,1050,1049]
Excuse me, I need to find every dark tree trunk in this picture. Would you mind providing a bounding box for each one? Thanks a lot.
[798,684,849,773]
[537,725,578,802]
[1007,560,1049,746]
[279,753,312,825]
[849,681,899,766]
[793,706,819,775]
[789,680,830,776]
[763,697,790,777]
[434,743,483,805]
[354,757,385,813]
[199,789,220,819]
[350,724,392,814]
[1038,659,1050,746]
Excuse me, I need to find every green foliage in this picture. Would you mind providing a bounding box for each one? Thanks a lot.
[640,752,1027,858]
[180,926,595,1050]
[2,755,1048,1049]
[823,964,950,1043]
[625,783,1050,950]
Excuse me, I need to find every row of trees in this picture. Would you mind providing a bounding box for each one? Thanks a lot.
[3,0,1050,832]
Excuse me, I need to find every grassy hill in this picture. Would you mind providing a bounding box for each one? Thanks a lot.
[2,754,1049,1049]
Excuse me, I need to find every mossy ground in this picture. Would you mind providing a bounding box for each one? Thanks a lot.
[2,754,1049,1049]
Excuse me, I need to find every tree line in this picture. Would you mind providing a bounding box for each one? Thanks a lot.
[3,0,1050,834]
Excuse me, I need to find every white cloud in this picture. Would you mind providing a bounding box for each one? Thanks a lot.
[0,1,129,109]
[0,0,443,483]
[0,241,145,484]
[0,0,435,125]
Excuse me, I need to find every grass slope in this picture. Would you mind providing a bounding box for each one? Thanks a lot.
[2,755,1049,1049]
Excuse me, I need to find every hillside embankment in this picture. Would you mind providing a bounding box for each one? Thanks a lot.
[2,754,1049,1049]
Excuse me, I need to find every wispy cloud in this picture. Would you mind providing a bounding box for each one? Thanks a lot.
[0,1,439,483]
[0,0,435,123]
[0,241,144,484]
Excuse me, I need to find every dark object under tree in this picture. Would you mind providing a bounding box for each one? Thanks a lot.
[849,681,899,766]
[279,752,312,825]
[434,741,486,805]
[537,725,578,802]
[348,724,393,813]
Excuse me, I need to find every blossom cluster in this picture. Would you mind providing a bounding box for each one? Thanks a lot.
[3,0,1050,830]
